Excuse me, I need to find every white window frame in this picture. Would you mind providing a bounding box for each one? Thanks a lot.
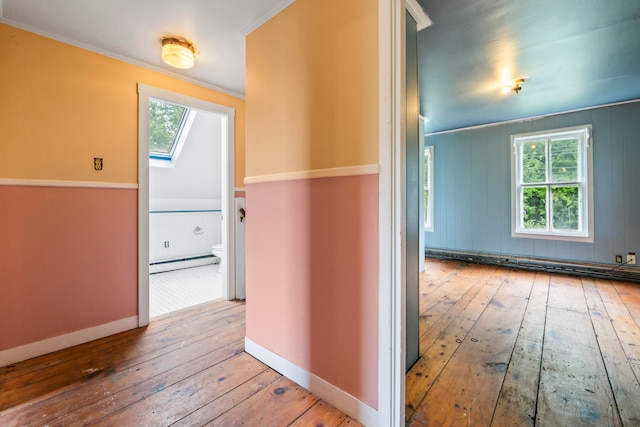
[511,125,594,242]
[149,98,197,169]
[424,146,434,232]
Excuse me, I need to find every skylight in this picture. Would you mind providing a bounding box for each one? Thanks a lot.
[148,98,195,163]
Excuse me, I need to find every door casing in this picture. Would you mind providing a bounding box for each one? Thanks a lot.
[137,83,236,327]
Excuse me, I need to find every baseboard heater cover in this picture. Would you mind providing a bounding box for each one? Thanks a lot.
[149,254,218,274]
[425,249,640,283]
[149,254,215,266]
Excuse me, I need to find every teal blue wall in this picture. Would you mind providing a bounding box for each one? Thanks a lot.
[425,101,640,265]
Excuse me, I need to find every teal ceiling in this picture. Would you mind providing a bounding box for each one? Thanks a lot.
[417,0,640,133]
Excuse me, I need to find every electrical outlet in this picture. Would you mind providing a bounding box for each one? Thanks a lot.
[615,255,623,264]
[627,253,636,265]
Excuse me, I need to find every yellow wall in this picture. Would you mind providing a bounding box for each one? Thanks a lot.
[0,23,245,187]
[245,0,378,178]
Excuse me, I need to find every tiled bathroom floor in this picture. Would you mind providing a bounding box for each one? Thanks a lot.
[149,264,223,318]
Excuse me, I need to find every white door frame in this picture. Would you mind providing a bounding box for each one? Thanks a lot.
[137,83,236,327]
[378,0,406,425]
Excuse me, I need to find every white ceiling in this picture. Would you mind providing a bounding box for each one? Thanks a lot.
[0,0,296,96]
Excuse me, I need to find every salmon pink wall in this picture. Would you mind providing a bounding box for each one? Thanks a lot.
[245,174,379,407]
[244,0,380,410]
[0,186,137,351]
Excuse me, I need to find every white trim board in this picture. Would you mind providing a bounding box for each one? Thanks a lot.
[243,164,379,185]
[0,178,137,189]
[406,0,432,31]
[0,316,138,367]
[377,0,405,425]
[138,83,237,327]
[244,338,378,426]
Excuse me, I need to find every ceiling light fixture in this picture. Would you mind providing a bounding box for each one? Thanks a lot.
[502,78,525,95]
[161,37,196,69]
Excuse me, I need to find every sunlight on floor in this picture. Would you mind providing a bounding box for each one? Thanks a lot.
[150,264,223,318]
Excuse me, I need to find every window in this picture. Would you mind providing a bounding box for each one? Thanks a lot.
[149,98,196,166]
[424,146,434,232]
[511,125,593,241]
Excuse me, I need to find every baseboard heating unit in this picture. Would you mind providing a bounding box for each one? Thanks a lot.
[150,254,217,274]
[425,249,640,283]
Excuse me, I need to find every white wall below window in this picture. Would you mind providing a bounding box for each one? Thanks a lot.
[149,211,221,264]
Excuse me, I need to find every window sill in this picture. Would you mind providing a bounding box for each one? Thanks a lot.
[512,230,593,243]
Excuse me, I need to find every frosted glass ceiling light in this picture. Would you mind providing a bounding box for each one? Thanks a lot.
[161,37,196,69]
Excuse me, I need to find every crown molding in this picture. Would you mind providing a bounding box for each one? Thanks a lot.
[0,18,245,99]
[425,98,640,136]
[406,0,432,31]
[240,0,297,36]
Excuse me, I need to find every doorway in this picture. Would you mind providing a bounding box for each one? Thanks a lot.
[147,98,223,317]
[137,84,236,327]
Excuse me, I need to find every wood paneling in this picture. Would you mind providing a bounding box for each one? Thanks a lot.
[407,259,640,426]
[425,101,640,265]
[0,300,362,426]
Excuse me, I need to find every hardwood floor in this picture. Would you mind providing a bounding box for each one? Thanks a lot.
[4,260,639,426]
[0,300,362,427]
[407,259,640,426]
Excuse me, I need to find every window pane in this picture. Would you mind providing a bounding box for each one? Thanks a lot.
[424,153,430,187]
[552,186,580,231]
[522,141,547,183]
[522,187,547,230]
[551,138,579,183]
[424,189,429,226]
[149,99,187,154]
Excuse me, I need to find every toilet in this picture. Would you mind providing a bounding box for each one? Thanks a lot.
[212,244,223,270]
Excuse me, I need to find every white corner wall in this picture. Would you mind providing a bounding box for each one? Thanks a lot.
[150,111,223,204]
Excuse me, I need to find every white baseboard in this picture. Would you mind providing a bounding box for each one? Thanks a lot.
[0,316,138,367]
[245,337,378,426]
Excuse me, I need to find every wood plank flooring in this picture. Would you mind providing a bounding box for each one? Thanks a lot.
[407,259,640,426]
[0,300,361,427]
[4,260,640,426]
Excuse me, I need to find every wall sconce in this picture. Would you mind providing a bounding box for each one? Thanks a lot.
[161,37,196,69]
[502,78,525,95]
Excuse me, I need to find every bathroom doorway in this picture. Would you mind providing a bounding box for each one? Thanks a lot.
[137,84,236,327]
[147,98,225,318]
